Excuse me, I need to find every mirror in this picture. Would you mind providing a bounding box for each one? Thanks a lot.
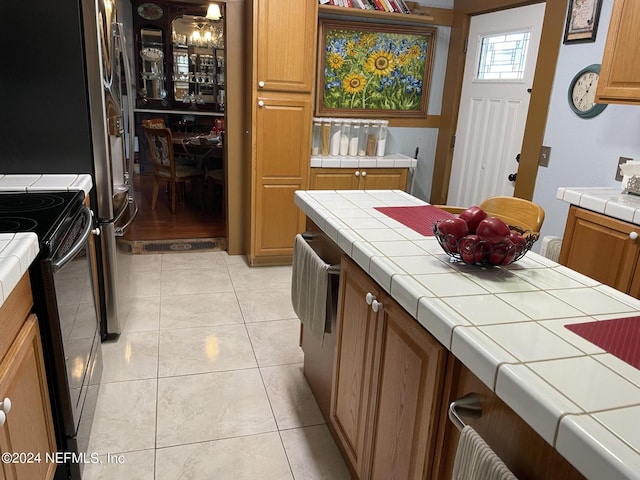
[139,27,166,102]
[171,13,225,110]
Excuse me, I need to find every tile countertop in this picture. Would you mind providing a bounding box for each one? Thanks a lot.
[310,153,417,169]
[0,173,93,195]
[557,186,640,225]
[295,189,640,480]
[0,233,39,308]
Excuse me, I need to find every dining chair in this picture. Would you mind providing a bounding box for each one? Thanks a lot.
[437,196,545,233]
[142,118,166,128]
[143,126,203,214]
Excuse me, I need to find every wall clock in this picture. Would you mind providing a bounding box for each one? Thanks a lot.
[567,64,607,118]
[137,3,164,21]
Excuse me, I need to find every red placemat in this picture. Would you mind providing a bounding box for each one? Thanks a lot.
[565,316,640,369]
[374,205,456,236]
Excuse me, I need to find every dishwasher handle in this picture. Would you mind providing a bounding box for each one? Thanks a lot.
[52,206,93,272]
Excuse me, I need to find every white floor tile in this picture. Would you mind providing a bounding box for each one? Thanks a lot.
[236,288,297,322]
[161,251,228,271]
[88,379,157,454]
[158,325,257,376]
[246,319,304,366]
[280,425,351,480]
[155,433,293,480]
[122,296,161,332]
[156,369,276,448]
[261,364,324,430]
[82,449,155,480]
[160,291,244,329]
[161,268,234,296]
[100,331,159,383]
[228,264,292,292]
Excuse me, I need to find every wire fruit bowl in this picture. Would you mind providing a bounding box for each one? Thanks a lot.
[433,223,539,267]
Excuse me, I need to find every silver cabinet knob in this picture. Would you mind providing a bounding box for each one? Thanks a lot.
[361,170,367,177]
[355,171,360,177]
[365,292,374,305]
[0,398,10,414]
[258,100,265,107]
[258,80,265,88]
[0,410,5,427]
[630,231,638,240]
[371,299,382,313]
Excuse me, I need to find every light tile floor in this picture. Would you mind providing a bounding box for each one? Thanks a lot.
[83,251,351,480]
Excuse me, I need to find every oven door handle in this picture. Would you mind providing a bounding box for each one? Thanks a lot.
[52,206,93,272]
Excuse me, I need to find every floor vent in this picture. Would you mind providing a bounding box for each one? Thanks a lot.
[540,236,562,262]
[124,237,227,254]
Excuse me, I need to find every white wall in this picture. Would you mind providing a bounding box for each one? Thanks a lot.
[533,0,640,246]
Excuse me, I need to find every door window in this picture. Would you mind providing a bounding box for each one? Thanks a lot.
[477,31,531,81]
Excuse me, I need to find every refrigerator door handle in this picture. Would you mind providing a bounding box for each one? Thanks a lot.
[115,197,139,237]
[114,21,135,187]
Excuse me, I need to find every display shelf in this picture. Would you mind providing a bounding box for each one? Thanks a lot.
[318,4,454,27]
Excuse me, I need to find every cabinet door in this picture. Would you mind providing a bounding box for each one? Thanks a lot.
[431,355,585,480]
[0,315,57,480]
[310,169,359,190]
[255,0,317,92]
[253,92,311,261]
[360,168,408,191]
[558,206,640,294]
[596,0,640,105]
[366,297,446,479]
[331,257,382,478]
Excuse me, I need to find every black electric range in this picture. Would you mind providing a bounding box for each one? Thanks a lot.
[0,190,103,480]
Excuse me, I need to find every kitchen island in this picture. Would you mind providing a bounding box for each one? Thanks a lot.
[295,189,640,480]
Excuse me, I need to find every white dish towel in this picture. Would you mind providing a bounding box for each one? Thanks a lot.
[452,425,518,480]
[291,234,330,341]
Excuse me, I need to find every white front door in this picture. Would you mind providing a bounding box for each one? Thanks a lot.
[447,3,545,207]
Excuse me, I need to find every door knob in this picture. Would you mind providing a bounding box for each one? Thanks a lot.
[508,173,517,182]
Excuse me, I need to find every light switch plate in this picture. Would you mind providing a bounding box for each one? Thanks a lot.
[539,146,551,167]
[616,157,632,181]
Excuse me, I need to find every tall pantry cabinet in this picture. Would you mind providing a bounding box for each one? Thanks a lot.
[245,0,317,265]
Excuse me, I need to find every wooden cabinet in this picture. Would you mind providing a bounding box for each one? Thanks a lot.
[247,0,317,265]
[559,205,640,297]
[331,256,446,479]
[310,168,409,191]
[431,354,584,480]
[256,0,317,93]
[596,0,640,105]
[0,273,56,480]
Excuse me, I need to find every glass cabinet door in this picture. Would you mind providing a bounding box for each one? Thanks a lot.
[139,27,166,102]
[171,14,225,111]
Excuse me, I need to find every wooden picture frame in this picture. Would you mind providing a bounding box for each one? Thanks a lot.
[563,0,603,44]
[315,19,436,119]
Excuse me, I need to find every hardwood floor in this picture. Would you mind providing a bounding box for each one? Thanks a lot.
[124,173,226,242]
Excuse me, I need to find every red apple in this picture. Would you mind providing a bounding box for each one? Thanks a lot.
[459,206,487,234]
[476,217,511,245]
[459,235,489,264]
[509,231,527,256]
[436,218,469,253]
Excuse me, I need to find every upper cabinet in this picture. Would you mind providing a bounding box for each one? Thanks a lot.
[595,0,640,105]
[255,0,316,93]
[131,0,226,111]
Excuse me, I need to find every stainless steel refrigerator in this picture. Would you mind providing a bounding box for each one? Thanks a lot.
[0,0,137,340]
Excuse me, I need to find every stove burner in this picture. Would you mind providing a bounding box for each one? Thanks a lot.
[0,193,65,213]
[0,217,38,232]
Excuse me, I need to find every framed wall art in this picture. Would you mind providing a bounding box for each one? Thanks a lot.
[316,19,436,119]
[563,0,603,44]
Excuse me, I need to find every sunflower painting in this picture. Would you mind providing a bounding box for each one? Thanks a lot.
[316,20,436,118]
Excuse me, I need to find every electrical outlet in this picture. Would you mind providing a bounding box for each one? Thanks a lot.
[539,146,551,167]
[616,157,632,181]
